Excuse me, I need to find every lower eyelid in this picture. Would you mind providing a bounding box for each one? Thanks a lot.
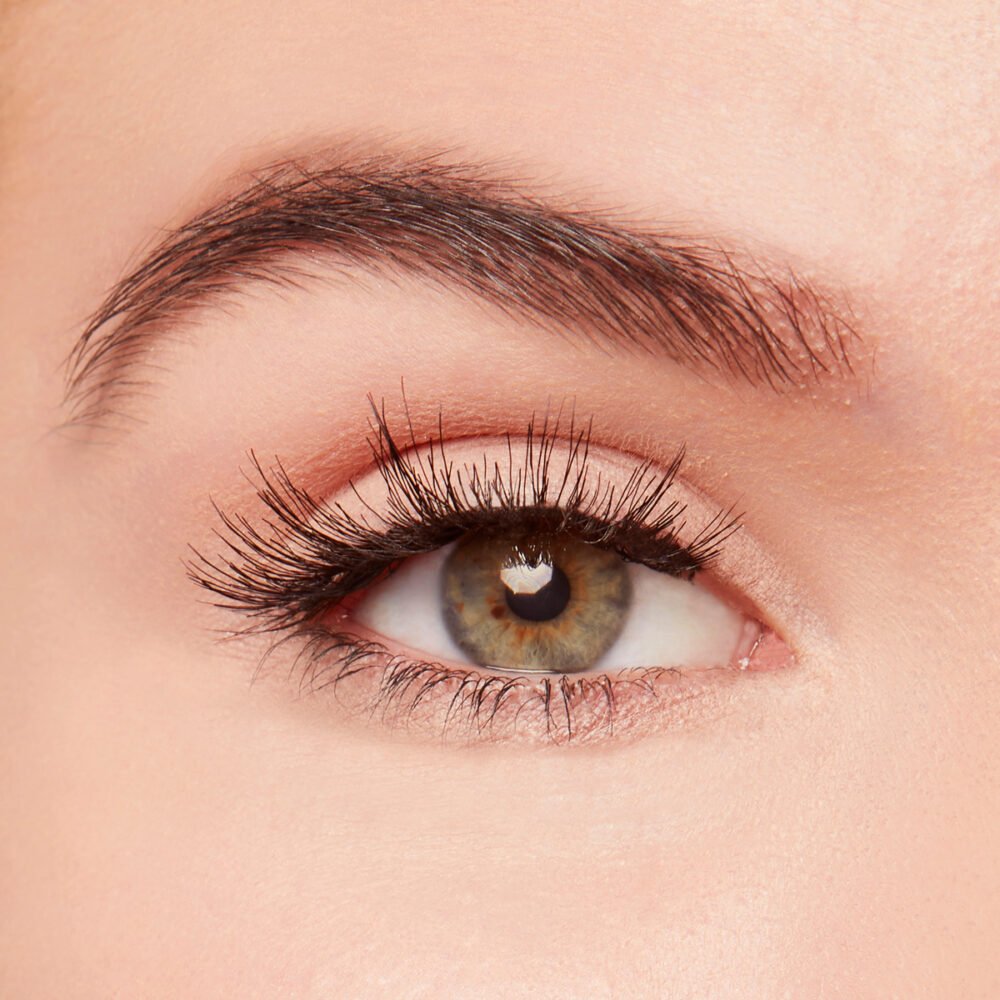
[276,630,738,746]
[277,618,788,747]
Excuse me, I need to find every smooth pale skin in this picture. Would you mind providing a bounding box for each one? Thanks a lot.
[1,2,999,997]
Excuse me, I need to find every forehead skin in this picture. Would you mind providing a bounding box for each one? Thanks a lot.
[1,2,999,999]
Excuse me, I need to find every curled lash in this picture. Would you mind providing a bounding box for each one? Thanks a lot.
[187,402,741,633]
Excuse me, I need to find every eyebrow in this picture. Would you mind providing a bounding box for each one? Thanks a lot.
[64,148,859,426]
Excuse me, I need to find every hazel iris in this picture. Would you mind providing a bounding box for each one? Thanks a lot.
[441,530,632,673]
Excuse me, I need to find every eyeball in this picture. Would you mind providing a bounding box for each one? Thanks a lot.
[353,528,750,674]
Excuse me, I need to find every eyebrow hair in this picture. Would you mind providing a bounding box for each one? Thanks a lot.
[64,148,859,426]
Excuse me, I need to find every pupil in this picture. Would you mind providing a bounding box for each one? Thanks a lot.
[502,560,571,622]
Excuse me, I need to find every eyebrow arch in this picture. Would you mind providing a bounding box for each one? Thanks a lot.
[64,147,859,426]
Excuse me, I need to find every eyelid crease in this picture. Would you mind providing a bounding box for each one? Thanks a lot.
[63,145,861,429]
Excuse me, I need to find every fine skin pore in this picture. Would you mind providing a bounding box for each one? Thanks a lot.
[1,2,999,998]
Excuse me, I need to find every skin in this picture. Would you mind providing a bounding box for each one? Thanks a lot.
[1,1,999,997]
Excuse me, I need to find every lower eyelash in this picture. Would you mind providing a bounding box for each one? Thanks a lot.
[265,625,739,746]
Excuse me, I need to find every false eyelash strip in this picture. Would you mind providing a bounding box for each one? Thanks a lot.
[187,400,742,634]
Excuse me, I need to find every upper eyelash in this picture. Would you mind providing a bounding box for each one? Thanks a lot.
[186,400,742,632]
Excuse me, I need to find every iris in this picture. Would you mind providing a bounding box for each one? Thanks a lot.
[441,530,632,673]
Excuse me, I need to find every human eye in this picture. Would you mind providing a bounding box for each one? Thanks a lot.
[189,401,791,745]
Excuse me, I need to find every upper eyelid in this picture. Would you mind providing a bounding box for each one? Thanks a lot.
[62,143,863,429]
